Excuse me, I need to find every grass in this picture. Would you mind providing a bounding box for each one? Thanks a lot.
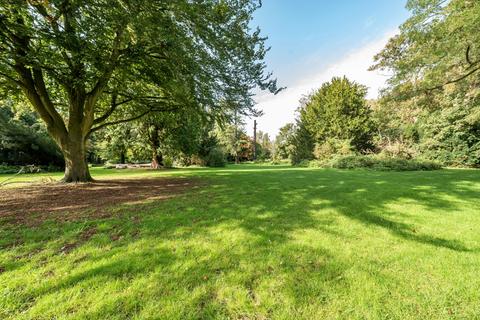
[1,164,480,319]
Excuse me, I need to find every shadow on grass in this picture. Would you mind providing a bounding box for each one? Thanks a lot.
[1,166,479,318]
[136,167,479,252]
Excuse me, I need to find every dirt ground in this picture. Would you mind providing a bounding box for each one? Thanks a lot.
[0,178,201,226]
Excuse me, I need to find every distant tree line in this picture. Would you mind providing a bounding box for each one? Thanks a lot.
[272,0,480,168]
[1,0,478,172]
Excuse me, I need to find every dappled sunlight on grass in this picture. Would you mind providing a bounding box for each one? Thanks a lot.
[1,165,480,319]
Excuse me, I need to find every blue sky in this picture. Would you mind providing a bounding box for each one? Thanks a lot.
[247,0,410,137]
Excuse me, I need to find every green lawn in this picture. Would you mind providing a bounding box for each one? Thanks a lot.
[1,165,480,319]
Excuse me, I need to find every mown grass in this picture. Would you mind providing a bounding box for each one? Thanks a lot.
[1,164,479,319]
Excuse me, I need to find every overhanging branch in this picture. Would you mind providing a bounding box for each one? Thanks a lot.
[427,65,480,91]
[89,109,151,136]
[87,104,180,137]
[92,96,133,125]
[0,71,24,87]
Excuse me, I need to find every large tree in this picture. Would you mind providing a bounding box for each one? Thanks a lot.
[139,107,205,169]
[273,123,295,160]
[298,77,375,152]
[370,0,480,166]
[0,0,279,182]
[370,0,480,97]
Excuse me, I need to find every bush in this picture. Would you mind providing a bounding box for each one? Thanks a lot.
[0,165,21,174]
[205,148,226,167]
[313,138,353,160]
[294,159,311,167]
[163,156,173,168]
[378,141,416,160]
[0,164,60,174]
[0,107,64,167]
[417,104,480,167]
[328,155,441,171]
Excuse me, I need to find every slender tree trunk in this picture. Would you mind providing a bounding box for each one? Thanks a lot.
[151,150,163,169]
[253,119,257,161]
[119,151,126,164]
[149,125,163,169]
[61,137,92,182]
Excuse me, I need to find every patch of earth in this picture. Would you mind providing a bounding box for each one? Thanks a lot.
[0,178,201,226]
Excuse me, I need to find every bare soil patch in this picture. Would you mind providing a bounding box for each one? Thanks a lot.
[0,178,201,226]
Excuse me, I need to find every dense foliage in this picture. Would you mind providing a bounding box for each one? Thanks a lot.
[275,0,479,169]
[299,77,375,153]
[1,0,479,172]
[0,0,279,181]
[324,155,441,171]
[0,101,63,167]
[370,0,480,167]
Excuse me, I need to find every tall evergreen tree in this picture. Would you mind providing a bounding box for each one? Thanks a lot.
[298,77,375,153]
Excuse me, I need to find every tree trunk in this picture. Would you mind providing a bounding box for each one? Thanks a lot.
[61,138,93,183]
[151,151,163,169]
[253,119,257,161]
[119,151,126,164]
[149,125,164,169]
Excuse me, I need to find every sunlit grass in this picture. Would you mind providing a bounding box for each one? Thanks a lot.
[1,165,479,319]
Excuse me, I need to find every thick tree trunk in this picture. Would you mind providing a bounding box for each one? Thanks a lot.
[61,138,93,183]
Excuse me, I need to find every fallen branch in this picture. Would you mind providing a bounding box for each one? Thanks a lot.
[0,165,41,187]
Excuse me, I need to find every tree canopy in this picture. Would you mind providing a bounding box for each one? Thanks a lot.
[371,0,480,97]
[298,77,375,153]
[0,0,279,181]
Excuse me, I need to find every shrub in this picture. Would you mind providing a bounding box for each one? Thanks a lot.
[328,155,441,171]
[0,165,21,174]
[270,159,281,165]
[378,141,416,159]
[417,104,480,167]
[294,159,311,167]
[0,164,58,174]
[163,156,173,168]
[205,148,226,167]
[313,138,354,160]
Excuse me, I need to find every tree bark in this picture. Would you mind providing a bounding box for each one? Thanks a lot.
[120,151,126,164]
[149,125,163,169]
[151,151,163,169]
[61,137,92,183]
[5,15,126,183]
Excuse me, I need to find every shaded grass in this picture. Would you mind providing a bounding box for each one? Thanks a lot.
[0,165,479,319]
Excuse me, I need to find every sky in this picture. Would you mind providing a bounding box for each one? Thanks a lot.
[246,0,410,138]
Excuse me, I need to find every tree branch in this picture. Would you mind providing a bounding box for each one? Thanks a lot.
[427,65,480,91]
[0,71,24,88]
[82,25,127,131]
[32,68,68,134]
[88,109,152,137]
[466,45,473,66]
[92,94,133,125]
[465,45,480,67]
[32,2,75,71]
[87,105,180,137]
[87,26,125,100]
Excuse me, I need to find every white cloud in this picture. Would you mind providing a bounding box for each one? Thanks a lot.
[246,30,397,138]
